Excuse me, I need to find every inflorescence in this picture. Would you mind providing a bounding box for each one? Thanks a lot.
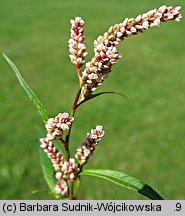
[40,112,104,197]
[75,125,105,166]
[77,5,181,100]
[69,17,88,72]
[39,5,182,198]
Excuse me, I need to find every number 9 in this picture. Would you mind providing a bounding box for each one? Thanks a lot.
[176,203,181,211]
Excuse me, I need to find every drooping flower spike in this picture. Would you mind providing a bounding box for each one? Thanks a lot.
[40,112,80,198]
[40,137,64,174]
[80,5,182,100]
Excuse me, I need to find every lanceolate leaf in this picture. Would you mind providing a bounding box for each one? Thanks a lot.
[91,91,127,100]
[3,53,49,123]
[39,149,56,193]
[77,91,127,108]
[80,169,163,200]
[138,184,164,200]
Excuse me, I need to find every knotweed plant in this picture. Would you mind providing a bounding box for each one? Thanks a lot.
[3,5,182,200]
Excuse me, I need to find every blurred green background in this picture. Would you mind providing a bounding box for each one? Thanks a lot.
[0,0,185,199]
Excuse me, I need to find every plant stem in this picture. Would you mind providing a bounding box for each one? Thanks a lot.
[63,88,81,199]
[71,87,82,115]
[63,140,70,162]
[59,137,70,161]
[60,138,66,145]
[77,68,82,80]
[68,182,74,200]
[62,88,81,163]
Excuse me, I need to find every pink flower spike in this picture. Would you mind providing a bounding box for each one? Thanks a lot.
[45,112,74,140]
[75,125,105,166]
[79,5,182,100]
[69,16,87,74]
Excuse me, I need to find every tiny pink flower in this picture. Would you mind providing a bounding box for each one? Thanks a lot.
[55,181,68,197]
[60,158,79,182]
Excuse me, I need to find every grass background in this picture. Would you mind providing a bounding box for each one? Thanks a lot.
[0,0,185,199]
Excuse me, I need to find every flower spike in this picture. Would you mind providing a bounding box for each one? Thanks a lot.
[68,17,88,76]
[45,112,74,140]
[80,5,182,100]
[75,125,105,166]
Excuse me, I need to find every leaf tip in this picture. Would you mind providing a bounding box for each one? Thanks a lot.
[138,184,164,200]
[2,52,12,65]
[2,52,8,59]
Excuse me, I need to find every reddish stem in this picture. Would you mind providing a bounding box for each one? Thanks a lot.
[64,88,81,161]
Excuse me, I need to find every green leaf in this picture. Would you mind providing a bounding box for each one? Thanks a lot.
[79,169,163,200]
[3,53,49,123]
[91,91,127,100]
[32,189,51,194]
[32,188,63,199]
[73,177,80,198]
[52,140,64,156]
[77,91,127,108]
[138,184,164,200]
[39,148,56,193]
